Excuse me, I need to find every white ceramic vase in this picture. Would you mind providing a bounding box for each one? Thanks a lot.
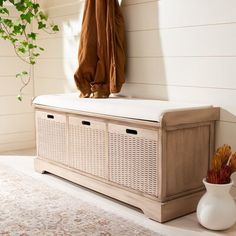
[197,179,236,230]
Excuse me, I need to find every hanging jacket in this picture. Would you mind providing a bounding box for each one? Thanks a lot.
[74,0,126,98]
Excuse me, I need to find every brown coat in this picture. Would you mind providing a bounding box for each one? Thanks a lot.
[74,0,126,98]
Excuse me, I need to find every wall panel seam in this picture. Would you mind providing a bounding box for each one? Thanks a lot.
[0,139,36,145]
[36,56,236,60]
[37,35,78,40]
[0,56,17,58]
[34,77,66,80]
[43,1,84,11]
[0,94,33,97]
[122,0,159,7]
[0,75,16,78]
[125,82,236,91]
[218,120,236,125]
[45,12,82,20]
[0,131,35,136]
[0,112,34,117]
[127,56,236,58]
[125,21,236,32]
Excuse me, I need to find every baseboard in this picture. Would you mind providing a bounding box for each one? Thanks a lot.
[35,157,204,222]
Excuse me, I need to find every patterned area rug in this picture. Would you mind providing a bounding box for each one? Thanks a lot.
[0,164,162,236]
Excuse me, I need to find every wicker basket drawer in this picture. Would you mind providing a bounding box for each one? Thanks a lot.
[108,123,160,197]
[68,116,107,179]
[36,111,67,164]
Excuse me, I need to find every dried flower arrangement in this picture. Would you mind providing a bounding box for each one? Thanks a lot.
[207,144,236,184]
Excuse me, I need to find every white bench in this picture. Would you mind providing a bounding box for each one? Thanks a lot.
[33,93,219,222]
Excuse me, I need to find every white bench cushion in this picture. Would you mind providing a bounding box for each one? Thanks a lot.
[33,93,212,122]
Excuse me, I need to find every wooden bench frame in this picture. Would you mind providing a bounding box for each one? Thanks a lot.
[34,104,219,222]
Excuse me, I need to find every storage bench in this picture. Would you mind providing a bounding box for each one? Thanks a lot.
[33,93,219,222]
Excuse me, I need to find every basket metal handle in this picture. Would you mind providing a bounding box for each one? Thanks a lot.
[126,129,138,135]
[47,114,54,119]
[82,121,91,126]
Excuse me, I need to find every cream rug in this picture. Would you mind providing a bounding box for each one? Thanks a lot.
[0,163,162,236]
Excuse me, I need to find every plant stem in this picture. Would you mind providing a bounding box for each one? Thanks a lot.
[0,21,30,64]
[19,64,32,95]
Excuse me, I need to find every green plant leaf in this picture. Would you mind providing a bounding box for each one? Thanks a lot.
[20,11,34,23]
[22,71,28,75]
[21,40,28,47]
[15,2,27,12]
[32,3,40,14]
[33,52,40,57]
[3,18,13,27]
[0,7,9,15]
[10,37,18,43]
[28,43,35,49]
[16,71,28,78]
[38,21,46,29]
[17,94,22,101]
[13,24,24,35]
[39,11,48,21]
[27,32,37,40]
[17,47,26,54]
[52,25,59,32]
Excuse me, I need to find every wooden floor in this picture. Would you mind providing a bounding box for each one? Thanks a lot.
[0,149,236,236]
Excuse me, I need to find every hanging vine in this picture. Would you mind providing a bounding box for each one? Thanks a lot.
[0,0,59,100]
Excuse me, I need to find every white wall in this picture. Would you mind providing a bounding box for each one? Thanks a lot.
[38,0,236,151]
[1,0,235,161]
[34,0,83,96]
[35,0,236,192]
[0,8,35,153]
[120,0,236,191]
[121,0,236,152]
[0,1,80,153]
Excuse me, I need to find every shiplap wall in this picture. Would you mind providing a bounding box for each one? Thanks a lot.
[120,0,236,189]
[2,0,235,164]
[36,0,236,191]
[34,0,83,95]
[0,9,35,153]
[121,0,236,152]
[38,0,236,151]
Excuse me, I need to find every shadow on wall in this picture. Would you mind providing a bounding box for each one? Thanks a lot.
[216,108,236,150]
[119,0,168,100]
[62,1,85,93]
[58,0,168,99]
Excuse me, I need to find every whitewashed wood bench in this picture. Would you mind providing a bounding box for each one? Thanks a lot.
[33,93,219,222]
